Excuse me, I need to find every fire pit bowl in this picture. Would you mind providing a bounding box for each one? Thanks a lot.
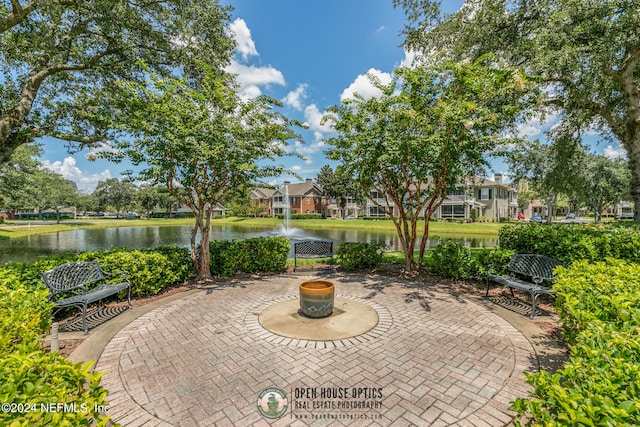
[299,280,334,318]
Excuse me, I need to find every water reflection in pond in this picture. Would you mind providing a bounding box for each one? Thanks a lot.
[0,224,497,264]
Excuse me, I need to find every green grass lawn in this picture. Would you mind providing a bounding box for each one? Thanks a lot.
[211,216,502,235]
[0,217,194,240]
[0,215,502,240]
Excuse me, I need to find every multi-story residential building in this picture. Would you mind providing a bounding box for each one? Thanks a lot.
[250,175,520,221]
[614,201,634,219]
[270,179,326,216]
[447,174,519,221]
[249,187,276,217]
[362,174,519,221]
[363,189,398,217]
[325,196,362,218]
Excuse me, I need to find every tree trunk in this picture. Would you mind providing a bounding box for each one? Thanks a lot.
[197,206,213,281]
[189,216,200,277]
[627,139,640,222]
[544,194,557,223]
[190,206,213,282]
[418,199,443,266]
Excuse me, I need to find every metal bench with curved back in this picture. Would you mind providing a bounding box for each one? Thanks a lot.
[486,254,565,319]
[41,261,132,334]
[293,240,333,272]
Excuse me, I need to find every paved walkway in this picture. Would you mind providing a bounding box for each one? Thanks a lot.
[80,271,554,426]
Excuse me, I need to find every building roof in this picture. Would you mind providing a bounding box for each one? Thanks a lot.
[274,181,322,197]
[250,188,276,199]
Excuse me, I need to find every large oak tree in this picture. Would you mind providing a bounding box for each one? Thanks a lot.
[0,0,234,163]
[397,0,640,220]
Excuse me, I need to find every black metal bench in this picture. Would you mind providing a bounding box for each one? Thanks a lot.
[41,261,132,334]
[293,240,333,272]
[485,254,565,319]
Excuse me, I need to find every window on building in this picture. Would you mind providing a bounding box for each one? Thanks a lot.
[291,197,297,205]
[441,205,465,218]
[479,189,492,200]
[306,197,311,205]
[274,196,283,203]
[369,206,385,217]
[370,191,383,199]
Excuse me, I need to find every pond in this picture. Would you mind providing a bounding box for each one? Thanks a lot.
[0,224,497,264]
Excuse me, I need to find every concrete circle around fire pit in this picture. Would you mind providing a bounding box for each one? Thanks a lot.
[258,297,379,340]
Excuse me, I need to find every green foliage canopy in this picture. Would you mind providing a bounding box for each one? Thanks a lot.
[113,69,303,280]
[397,0,640,220]
[324,58,536,270]
[0,0,234,163]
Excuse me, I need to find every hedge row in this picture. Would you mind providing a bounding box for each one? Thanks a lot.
[498,222,640,264]
[426,241,514,280]
[209,237,289,276]
[513,259,640,425]
[0,245,193,298]
[0,281,112,426]
[336,242,385,271]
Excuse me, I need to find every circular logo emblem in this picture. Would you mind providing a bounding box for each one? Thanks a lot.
[257,388,288,419]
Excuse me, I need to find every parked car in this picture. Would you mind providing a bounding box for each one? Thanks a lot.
[517,212,525,220]
[565,212,576,220]
[531,214,543,223]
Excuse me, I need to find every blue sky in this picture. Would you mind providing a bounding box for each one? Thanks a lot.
[37,0,625,192]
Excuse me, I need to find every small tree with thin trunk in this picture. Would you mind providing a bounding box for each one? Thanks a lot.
[324,58,535,271]
[115,70,302,281]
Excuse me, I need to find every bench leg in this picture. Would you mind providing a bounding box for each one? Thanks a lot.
[127,286,132,309]
[484,280,490,298]
[82,303,89,335]
[294,256,297,272]
[530,293,538,320]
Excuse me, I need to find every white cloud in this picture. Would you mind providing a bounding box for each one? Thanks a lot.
[282,84,308,111]
[85,141,121,160]
[376,25,385,33]
[515,112,560,139]
[604,144,627,159]
[399,49,418,68]
[293,139,326,156]
[42,157,112,193]
[303,104,334,135]
[226,60,285,100]
[228,18,258,61]
[291,165,302,172]
[340,68,393,101]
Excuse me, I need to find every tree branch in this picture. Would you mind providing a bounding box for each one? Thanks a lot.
[1,0,38,33]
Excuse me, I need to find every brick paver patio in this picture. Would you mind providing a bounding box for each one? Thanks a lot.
[95,272,536,426]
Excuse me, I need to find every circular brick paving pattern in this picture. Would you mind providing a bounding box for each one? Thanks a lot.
[96,273,535,426]
[251,295,391,344]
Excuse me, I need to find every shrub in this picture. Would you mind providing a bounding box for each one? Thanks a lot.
[0,284,52,354]
[498,223,640,264]
[336,242,385,271]
[0,278,111,426]
[428,241,475,279]
[209,237,290,277]
[512,259,640,425]
[77,248,192,297]
[473,247,515,278]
